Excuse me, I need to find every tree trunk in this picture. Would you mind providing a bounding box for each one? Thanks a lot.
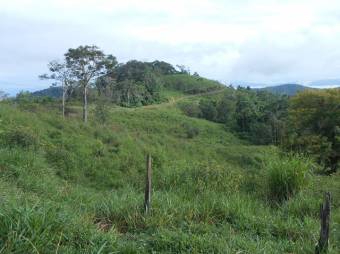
[127,89,130,107]
[83,85,88,123]
[62,84,66,119]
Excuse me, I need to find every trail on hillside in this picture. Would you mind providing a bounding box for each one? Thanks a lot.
[142,88,226,110]
[110,88,226,112]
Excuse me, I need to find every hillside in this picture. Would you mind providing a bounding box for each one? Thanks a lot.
[258,83,314,96]
[31,86,63,98]
[30,73,224,101]
[0,90,339,253]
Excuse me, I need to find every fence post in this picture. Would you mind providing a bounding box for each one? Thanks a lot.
[144,154,152,214]
[315,192,331,254]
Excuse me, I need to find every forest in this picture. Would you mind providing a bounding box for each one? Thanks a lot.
[0,45,339,253]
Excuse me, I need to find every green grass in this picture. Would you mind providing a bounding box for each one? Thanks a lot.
[162,74,224,94]
[0,97,339,253]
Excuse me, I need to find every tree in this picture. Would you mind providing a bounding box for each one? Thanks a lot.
[216,90,236,125]
[176,64,190,75]
[40,60,74,118]
[150,60,177,75]
[64,45,116,123]
[287,89,340,172]
[235,92,258,133]
[199,99,217,121]
[95,76,115,98]
[115,60,150,83]
[115,80,144,107]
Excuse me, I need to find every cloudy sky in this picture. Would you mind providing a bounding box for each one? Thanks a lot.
[1,0,340,95]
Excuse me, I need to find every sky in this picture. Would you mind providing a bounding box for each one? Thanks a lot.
[1,0,340,95]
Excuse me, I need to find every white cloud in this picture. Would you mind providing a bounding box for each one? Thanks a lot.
[1,0,340,94]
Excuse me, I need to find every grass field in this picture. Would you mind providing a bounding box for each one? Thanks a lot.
[0,92,339,253]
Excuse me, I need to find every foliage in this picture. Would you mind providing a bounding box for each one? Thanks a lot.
[94,97,110,124]
[95,60,167,107]
[178,101,201,118]
[2,54,340,252]
[265,154,311,202]
[15,91,54,111]
[0,126,39,149]
[0,99,339,253]
[199,99,217,121]
[64,45,117,122]
[286,89,340,172]
[187,87,288,145]
[182,122,200,138]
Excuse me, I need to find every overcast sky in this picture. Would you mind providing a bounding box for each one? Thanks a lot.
[1,0,340,95]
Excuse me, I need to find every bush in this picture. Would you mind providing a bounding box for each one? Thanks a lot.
[178,102,201,118]
[266,154,311,202]
[199,99,217,121]
[182,123,199,139]
[1,127,39,149]
[94,99,110,124]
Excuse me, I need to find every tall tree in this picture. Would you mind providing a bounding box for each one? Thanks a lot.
[287,89,340,172]
[40,60,74,118]
[64,45,116,123]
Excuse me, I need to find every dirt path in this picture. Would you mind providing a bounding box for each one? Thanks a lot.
[110,88,226,112]
[142,88,226,109]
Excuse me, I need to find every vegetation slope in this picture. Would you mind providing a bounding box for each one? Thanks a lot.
[0,81,339,253]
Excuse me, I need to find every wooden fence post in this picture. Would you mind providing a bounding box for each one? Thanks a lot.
[144,154,152,214]
[315,192,331,254]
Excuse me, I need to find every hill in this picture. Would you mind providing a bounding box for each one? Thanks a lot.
[0,90,339,253]
[30,73,225,102]
[258,83,314,96]
[31,86,63,98]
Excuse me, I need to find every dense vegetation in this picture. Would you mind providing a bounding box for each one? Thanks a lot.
[180,86,288,145]
[179,86,340,173]
[0,45,339,253]
[0,95,339,253]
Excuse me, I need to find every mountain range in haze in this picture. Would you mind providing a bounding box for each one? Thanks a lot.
[257,84,314,96]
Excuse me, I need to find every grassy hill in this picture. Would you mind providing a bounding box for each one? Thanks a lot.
[0,90,339,253]
[258,83,314,96]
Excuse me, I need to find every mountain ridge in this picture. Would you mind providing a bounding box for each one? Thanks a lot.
[257,83,315,96]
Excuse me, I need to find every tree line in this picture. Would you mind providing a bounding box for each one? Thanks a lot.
[179,86,340,173]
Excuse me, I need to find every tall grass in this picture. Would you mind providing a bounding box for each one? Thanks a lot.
[0,101,339,253]
[266,154,312,201]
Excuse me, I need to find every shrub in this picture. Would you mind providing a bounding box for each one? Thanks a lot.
[199,99,217,121]
[178,101,201,118]
[182,123,199,139]
[1,127,39,149]
[266,154,311,202]
[94,99,110,124]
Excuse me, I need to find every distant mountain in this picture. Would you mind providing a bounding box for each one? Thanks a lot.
[31,86,62,98]
[258,84,314,96]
